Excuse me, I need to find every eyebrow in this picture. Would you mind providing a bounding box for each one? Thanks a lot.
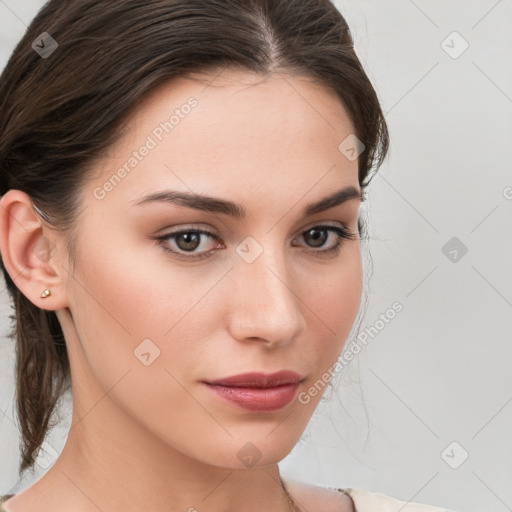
[134,185,362,218]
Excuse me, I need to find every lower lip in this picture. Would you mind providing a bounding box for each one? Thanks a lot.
[203,382,300,412]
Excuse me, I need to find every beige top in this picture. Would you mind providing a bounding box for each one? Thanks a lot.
[0,488,454,511]
[339,487,454,511]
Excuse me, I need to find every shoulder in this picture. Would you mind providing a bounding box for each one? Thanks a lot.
[284,481,454,512]
[0,494,15,512]
[341,487,455,512]
[284,480,355,512]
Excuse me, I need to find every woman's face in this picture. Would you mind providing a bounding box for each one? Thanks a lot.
[56,69,363,469]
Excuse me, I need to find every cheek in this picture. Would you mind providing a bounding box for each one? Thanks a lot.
[311,246,362,325]
[65,246,229,434]
[66,239,230,386]
[301,247,362,365]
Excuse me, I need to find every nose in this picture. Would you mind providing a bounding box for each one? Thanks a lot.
[226,243,307,348]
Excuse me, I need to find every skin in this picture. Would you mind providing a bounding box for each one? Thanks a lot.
[0,69,361,512]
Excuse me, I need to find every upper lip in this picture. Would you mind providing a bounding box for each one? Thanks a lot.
[204,371,305,388]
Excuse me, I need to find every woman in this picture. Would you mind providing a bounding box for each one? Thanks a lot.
[0,0,454,510]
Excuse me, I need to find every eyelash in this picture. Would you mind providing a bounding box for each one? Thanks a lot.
[153,223,358,261]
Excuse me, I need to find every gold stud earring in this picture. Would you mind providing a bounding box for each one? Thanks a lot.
[40,289,51,299]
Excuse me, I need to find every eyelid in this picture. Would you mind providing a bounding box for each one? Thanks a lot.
[297,220,358,238]
[300,220,347,232]
[154,220,351,241]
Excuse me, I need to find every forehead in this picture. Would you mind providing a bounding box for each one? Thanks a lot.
[130,67,353,121]
[88,69,359,214]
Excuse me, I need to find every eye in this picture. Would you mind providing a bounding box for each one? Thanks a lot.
[154,228,224,260]
[292,223,358,257]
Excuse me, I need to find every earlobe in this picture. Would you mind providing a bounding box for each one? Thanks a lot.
[0,189,68,310]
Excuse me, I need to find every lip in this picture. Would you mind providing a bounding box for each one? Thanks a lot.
[204,371,304,388]
[202,371,305,412]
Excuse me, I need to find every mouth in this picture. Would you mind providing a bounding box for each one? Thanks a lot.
[201,371,305,412]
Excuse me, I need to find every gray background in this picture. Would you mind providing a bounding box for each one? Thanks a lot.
[1,1,511,511]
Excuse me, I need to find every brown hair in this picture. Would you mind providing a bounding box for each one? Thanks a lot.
[0,0,388,476]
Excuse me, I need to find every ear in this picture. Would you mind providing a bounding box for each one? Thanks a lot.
[0,189,69,310]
